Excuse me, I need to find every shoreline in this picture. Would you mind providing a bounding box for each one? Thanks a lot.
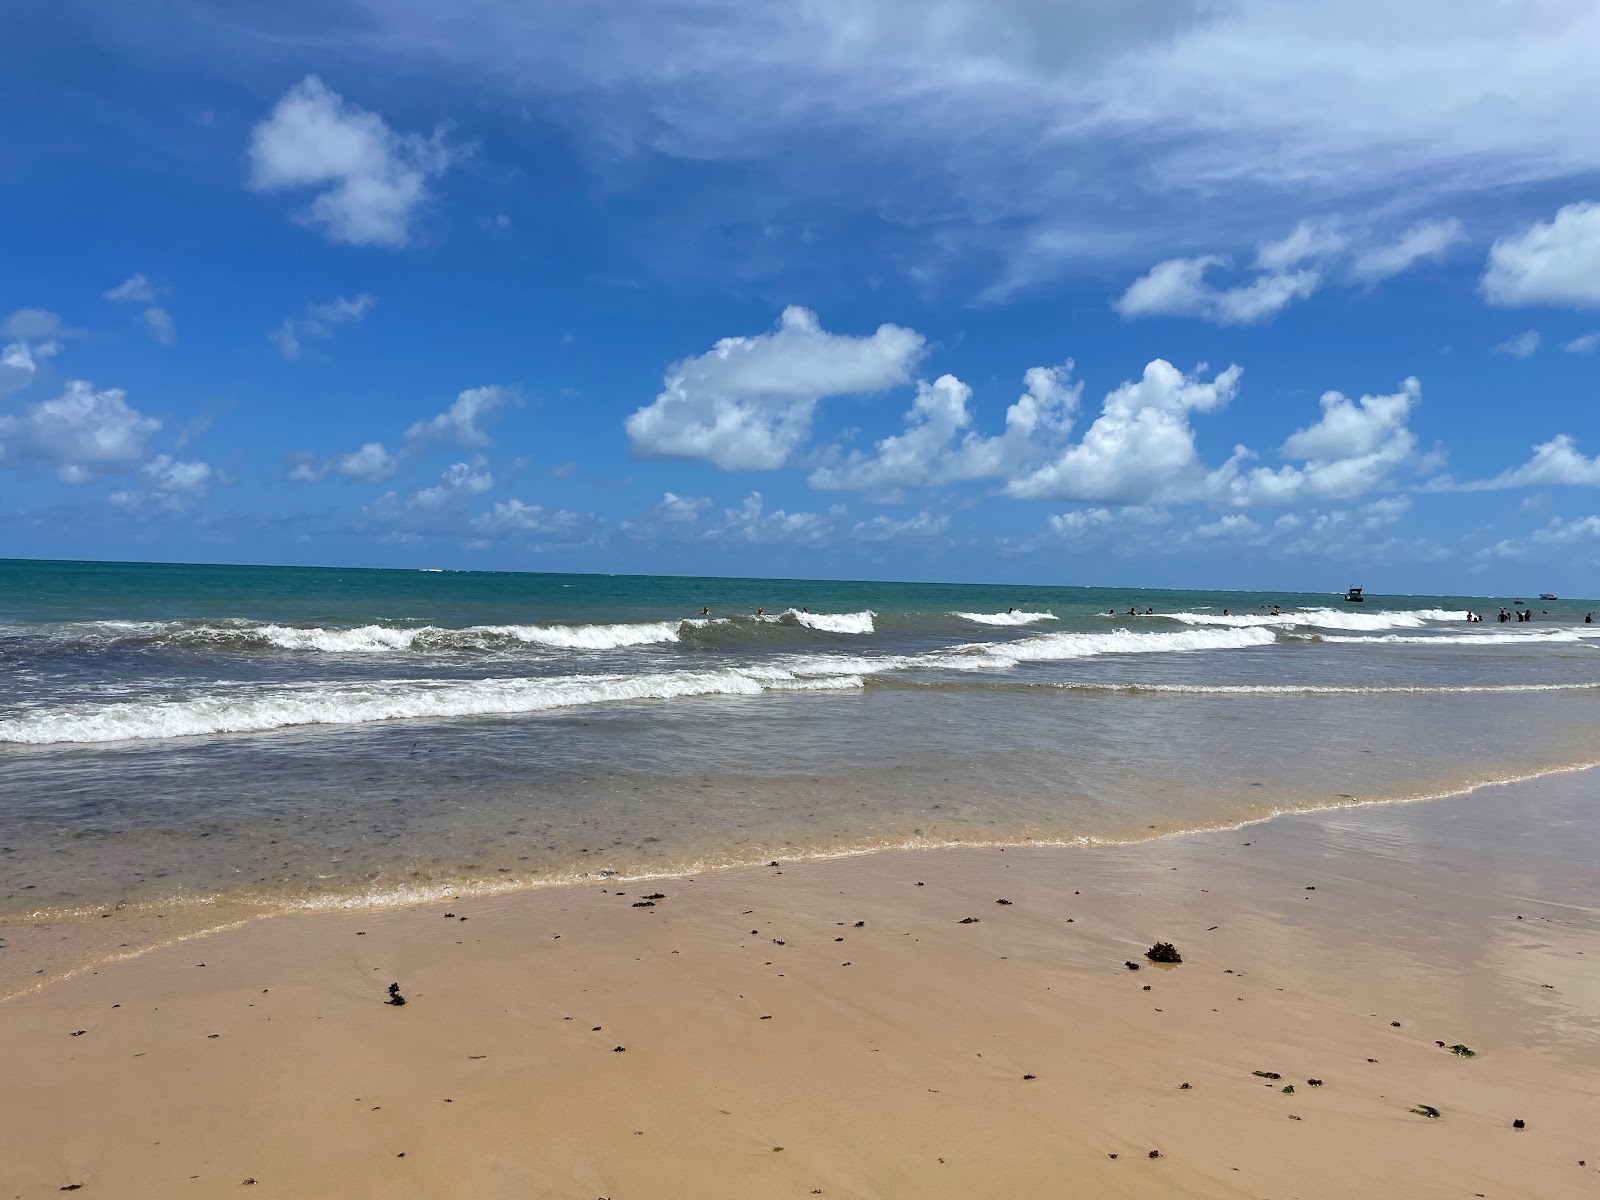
[5,767,1598,1197]
[7,752,1600,1004]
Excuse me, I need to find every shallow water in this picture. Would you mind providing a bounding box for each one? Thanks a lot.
[3,558,1597,922]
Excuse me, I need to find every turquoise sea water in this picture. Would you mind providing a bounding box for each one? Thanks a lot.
[3,558,1599,925]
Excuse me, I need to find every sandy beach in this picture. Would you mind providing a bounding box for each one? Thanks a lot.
[4,770,1597,1199]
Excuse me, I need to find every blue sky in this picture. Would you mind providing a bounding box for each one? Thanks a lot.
[5,0,1600,592]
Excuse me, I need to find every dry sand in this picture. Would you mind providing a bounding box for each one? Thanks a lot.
[3,770,1598,1199]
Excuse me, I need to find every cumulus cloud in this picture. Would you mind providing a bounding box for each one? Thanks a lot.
[1007,360,1242,503]
[1114,255,1320,325]
[620,491,716,538]
[1219,378,1424,504]
[851,511,950,542]
[0,380,161,482]
[1458,434,1600,490]
[290,383,513,483]
[248,76,462,247]
[1482,202,1600,308]
[272,293,376,360]
[809,364,1078,498]
[362,461,599,543]
[1350,219,1464,283]
[624,306,925,471]
[289,440,401,483]
[0,338,60,397]
[706,491,844,547]
[1114,219,1457,326]
[404,384,515,449]
[109,455,225,513]
[1491,330,1540,358]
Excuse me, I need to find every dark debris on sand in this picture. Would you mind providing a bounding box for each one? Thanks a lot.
[1145,942,1182,964]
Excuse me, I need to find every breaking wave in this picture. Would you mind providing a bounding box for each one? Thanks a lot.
[0,666,867,745]
[937,625,1278,669]
[1166,607,1466,632]
[777,609,876,634]
[956,610,1058,626]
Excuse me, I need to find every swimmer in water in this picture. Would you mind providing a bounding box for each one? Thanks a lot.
[701,607,710,616]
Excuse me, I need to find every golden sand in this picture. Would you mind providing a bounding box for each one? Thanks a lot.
[3,771,1597,1198]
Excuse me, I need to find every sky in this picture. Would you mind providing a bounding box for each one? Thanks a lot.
[5,0,1600,593]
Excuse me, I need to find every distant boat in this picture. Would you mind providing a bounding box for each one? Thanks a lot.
[1540,592,1558,600]
[1344,586,1365,603]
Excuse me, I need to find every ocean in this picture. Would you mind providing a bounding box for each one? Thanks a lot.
[3,558,1598,929]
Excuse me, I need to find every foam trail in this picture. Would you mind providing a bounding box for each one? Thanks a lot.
[16,618,692,654]
[0,666,865,745]
[1166,607,1466,632]
[1310,630,1589,646]
[938,625,1277,669]
[956,611,1058,626]
[782,609,876,634]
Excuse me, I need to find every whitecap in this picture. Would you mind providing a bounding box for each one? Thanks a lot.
[955,610,1058,626]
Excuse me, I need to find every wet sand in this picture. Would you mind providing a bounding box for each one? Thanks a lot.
[3,771,1597,1199]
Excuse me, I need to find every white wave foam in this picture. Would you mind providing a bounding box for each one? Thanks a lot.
[0,666,867,745]
[472,621,685,650]
[40,618,692,654]
[1309,630,1587,646]
[939,625,1277,669]
[1166,607,1466,632]
[782,609,876,634]
[956,610,1058,626]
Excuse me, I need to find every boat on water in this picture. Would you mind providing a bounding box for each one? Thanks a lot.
[1540,592,1558,600]
[1344,586,1365,603]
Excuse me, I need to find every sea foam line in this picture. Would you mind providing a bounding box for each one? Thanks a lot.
[955,610,1058,626]
[0,666,865,745]
[1166,606,1465,632]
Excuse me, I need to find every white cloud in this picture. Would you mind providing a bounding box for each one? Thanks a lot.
[1220,377,1423,504]
[1114,255,1320,325]
[1491,330,1540,358]
[0,380,161,482]
[405,384,515,449]
[1461,434,1600,490]
[620,491,716,538]
[809,363,1078,497]
[0,338,60,397]
[1482,202,1600,308]
[1255,221,1348,272]
[109,455,225,513]
[851,511,950,542]
[344,1,1600,289]
[104,275,157,304]
[1564,331,1600,354]
[104,277,178,345]
[1194,513,1263,540]
[363,462,599,543]
[248,75,462,247]
[707,491,843,547]
[625,306,925,470]
[291,440,400,483]
[289,381,511,483]
[272,293,376,361]
[1349,219,1464,283]
[1007,360,1242,503]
